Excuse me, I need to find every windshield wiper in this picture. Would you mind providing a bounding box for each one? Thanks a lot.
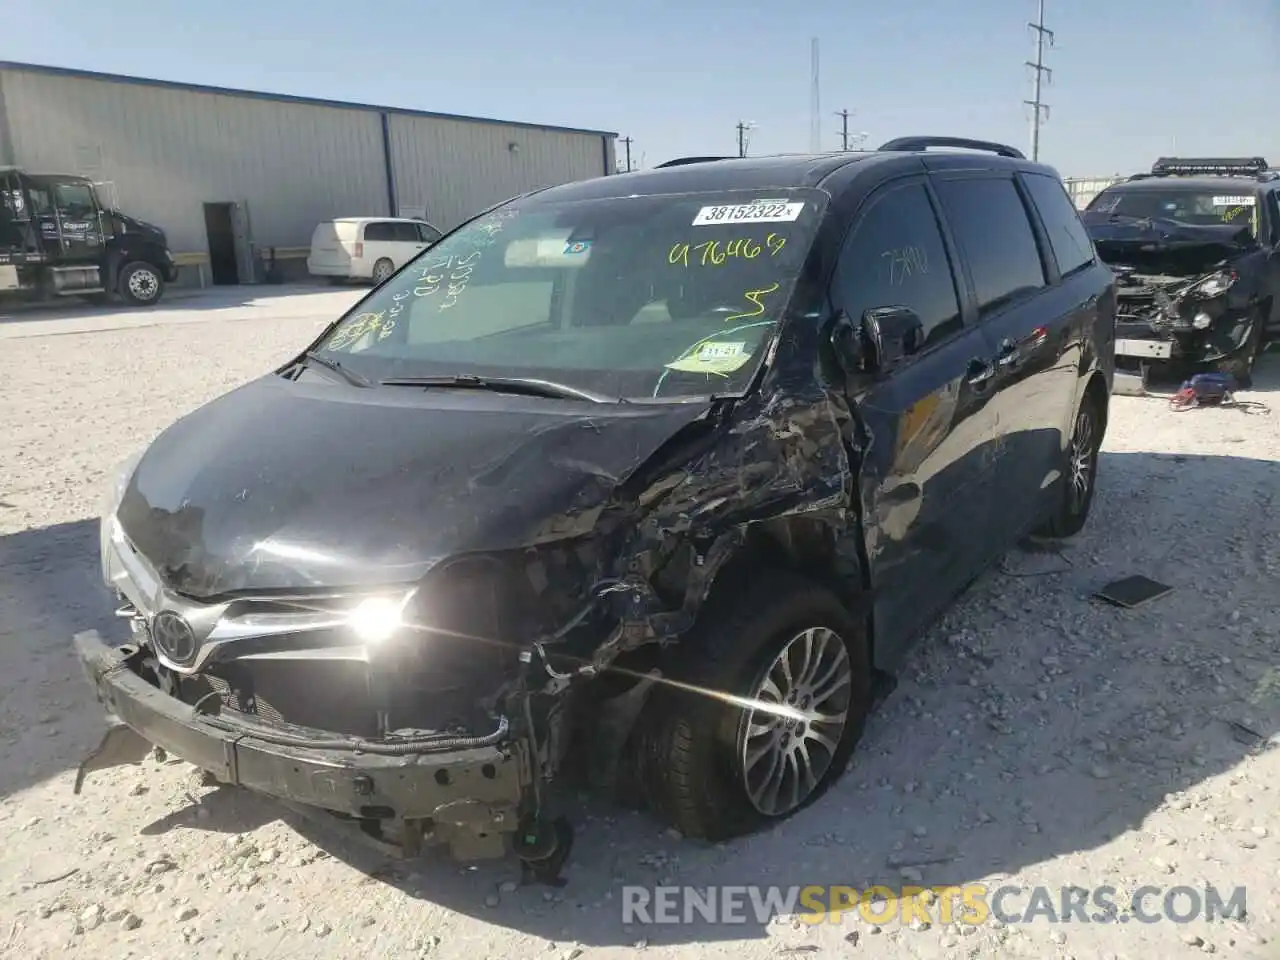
[379,374,625,403]
[298,351,372,388]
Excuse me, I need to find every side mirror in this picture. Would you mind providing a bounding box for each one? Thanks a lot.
[861,306,924,373]
[827,310,863,374]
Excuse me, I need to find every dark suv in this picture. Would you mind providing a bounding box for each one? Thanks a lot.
[75,136,1115,871]
[1083,156,1280,390]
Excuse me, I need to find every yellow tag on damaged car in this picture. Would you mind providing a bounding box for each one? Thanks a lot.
[665,341,752,376]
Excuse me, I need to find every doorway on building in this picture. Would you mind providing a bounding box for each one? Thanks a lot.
[203,202,239,284]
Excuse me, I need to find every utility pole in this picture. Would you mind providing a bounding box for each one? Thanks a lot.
[619,136,634,172]
[809,38,821,153]
[736,121,755,158]
[835,109,851,151]
[1023,0,1053,162]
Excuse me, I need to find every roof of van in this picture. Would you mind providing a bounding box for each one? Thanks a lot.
[322,217,430,224]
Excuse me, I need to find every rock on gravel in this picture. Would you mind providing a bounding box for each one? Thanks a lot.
[0,292,1278,960]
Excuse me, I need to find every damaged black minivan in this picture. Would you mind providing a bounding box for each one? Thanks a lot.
[76,137,1115,871]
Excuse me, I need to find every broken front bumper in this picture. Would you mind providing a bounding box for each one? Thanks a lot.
[73,630,533,860]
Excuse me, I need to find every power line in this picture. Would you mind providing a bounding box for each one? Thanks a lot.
[1023,0,1053,162]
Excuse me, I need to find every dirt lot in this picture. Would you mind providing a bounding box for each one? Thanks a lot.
[1,288,1277,960]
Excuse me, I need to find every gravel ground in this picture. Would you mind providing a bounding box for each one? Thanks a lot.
[1,289,1277,960]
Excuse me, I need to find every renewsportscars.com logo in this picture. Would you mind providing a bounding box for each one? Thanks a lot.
[621,884,1248,927]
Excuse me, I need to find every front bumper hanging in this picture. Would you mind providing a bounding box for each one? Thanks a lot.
[72,630,534,861]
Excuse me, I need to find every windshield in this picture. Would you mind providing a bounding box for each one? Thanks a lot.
[1087,187,1258,237]
[313,188,826,400]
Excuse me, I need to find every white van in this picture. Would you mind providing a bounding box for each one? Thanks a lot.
[306,217,443,285]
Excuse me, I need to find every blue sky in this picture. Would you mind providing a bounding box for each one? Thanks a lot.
[3,0,1277,178]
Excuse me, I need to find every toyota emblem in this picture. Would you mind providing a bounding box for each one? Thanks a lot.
[151,611,197,665]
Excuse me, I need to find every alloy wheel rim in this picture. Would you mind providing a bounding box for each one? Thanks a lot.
[1069,408,1094,512]
[374,263,391,282]
[739,626,853,817]
[129,269,158,300]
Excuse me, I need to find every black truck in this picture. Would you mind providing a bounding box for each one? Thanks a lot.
[1,166,178,307]
[1082,156,1280,392]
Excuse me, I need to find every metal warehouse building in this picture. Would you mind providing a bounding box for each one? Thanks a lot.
[0,61,616,284]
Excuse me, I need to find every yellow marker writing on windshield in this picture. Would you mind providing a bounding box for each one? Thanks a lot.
[723,282,780,323]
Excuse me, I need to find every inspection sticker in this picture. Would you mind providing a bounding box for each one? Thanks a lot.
[1212,195,1256,206]
[664,341,752,375]
[693,200,804,226]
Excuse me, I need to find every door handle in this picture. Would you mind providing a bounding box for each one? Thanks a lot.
[966,357,996,385]
[995,338,1020,368]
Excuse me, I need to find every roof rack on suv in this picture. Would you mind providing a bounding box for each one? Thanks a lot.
[653,156,738,168]
[1148,157,1269,177]
[876,136,1026,160]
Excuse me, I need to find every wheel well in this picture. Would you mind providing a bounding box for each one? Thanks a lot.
[1083,371,1108,434]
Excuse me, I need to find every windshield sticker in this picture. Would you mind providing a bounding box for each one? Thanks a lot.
[723,282,781,323]
[327,310,392,351]
[1212,196,1256,206]
[669,232,787,267]
[692,201,805,226]
[665,341,752,376]
[564,239,592,255]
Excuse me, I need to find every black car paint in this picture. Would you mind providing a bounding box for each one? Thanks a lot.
[118,150,1113,681]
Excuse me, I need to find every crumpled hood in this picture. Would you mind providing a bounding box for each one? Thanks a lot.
[1081,212,1251,275]
[116,374,712,599]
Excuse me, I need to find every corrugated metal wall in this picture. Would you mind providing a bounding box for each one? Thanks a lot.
[0,68,388,253]
[0,65,613,263]
[1063,176,1125,210]
[389,115,606,231]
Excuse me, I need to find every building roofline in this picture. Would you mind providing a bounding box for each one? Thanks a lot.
[0,60,618,139]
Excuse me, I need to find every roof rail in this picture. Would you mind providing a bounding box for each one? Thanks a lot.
[877,136,1026,160]
[654,156,737,168]
[1150,157,1268,177]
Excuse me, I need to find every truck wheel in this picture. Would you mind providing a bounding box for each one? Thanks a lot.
[371,258,394,285]
[1036,390,1104,539]
[1215,314,1264,388]
[636,569,871,841]
[118,262,165,306]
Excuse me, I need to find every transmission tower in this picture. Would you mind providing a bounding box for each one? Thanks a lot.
[1024,0,1053,161]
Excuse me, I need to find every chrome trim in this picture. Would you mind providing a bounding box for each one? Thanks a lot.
[102,518,394,675]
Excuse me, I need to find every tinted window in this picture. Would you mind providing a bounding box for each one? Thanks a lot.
[833,182,962,349]
[934,178,1046,316]
[363,221,395,242]
[389,222,420,242]
[1023,173,1095,275]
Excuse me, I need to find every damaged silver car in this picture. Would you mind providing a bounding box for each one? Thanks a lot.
[1083,156,1280,392]
[74,137,1115,878]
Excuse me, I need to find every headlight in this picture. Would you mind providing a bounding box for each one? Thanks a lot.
[347,595,410,644]
[1192,271,1236,298]
[99,448,146,586]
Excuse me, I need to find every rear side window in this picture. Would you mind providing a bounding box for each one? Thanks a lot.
[1022,173,1095,276]
[934,178,1046,316]
[832,182,963,350]
[389,222,421,242]
[363,221,395,242]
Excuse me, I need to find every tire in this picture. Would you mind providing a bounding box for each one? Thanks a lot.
[118,261,165,306]
[371,258,394,285]
[1037,390,1103,539]
[1214,313,1264,388]
[636,569,872,841]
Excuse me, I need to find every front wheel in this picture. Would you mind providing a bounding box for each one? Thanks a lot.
[118,261,165,306]
[1214,315,1264,388]
[636,570,871,841]
[1036,392,1103,538]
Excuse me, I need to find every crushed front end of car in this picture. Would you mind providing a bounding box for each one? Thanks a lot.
[1082,208,1267,392]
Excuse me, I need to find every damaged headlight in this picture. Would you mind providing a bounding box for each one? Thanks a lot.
[1191,270,1237,299]
[99,447,146,586]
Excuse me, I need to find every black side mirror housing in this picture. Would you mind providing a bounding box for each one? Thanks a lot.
[861,306,925,373]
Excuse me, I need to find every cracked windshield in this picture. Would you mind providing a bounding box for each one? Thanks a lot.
[316,190,825,399]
